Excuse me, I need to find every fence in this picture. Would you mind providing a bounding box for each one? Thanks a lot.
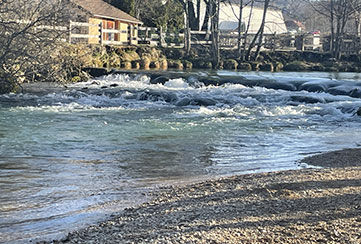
[68,21,297,51]
[68,22,281,50]
[137,27,281,50]
[67,22,361,54]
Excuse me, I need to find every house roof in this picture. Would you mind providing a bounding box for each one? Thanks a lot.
[72,0,142,24]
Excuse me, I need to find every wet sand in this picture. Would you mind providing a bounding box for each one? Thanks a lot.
[43,149,361,243]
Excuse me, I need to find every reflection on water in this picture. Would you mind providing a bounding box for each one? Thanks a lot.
[1,71,361,243]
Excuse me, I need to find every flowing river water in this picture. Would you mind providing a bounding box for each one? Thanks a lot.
[1,71,361,243]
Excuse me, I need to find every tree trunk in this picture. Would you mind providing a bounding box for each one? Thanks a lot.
[189,0,201,30]
[253,0,270,60]
[237,0,244,55]
[241,0,254,61]
[211,0,220,68]
[184,0,191,54]
[330,0,335,57]
[196,0,201,31]
[134,0,142,19]
[245,0,269,61]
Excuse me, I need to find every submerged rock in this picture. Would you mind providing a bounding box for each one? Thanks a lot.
[356,107,361,116]
[176,97,192,106]
[350,88,361,98]
[193,97,217,106]
[327,85,354,96]
[151,76,170,85]
[299,83,327,92]
[175,97,216,106]
[187,76,204,88]
[257,80,296,91]
[237,78,259,87]
[290,95,325,104]
[198,76,222,86]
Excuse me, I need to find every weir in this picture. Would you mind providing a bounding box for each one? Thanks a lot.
[85,68,361,99]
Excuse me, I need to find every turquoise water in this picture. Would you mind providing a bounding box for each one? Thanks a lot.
[1,71,361,243]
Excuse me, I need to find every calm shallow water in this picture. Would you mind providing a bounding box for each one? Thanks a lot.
[1,71,361,243]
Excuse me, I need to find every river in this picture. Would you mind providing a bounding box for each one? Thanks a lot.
[1,71,361,243]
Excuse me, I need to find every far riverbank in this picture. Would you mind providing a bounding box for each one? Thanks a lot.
[81,45,361,73]
[3,43,361,94]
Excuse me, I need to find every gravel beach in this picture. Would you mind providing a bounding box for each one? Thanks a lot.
[44,149,361,244]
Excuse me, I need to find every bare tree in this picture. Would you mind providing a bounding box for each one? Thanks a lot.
[254,0,270,60]
[242,0,254,60]
[245,0,270,60]
[225,0,254,59]
[237,0,244,54]
[204,0,221,68]
[176,0,192,54]
[0,0,68,93]
[307,0,361,59]
[134,0,142,19]
[188,0,203,30]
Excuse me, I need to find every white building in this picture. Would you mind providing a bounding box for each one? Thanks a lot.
[191,0,288,34]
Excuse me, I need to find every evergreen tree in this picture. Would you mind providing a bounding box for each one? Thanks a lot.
[104,0,135,15]
[105,0,183,30]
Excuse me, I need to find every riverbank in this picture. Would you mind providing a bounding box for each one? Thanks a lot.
[42,149,361,244]
[85,45,361,73]
[3,43,361,94]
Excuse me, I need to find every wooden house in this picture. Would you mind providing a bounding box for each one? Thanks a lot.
[65,0,143,45]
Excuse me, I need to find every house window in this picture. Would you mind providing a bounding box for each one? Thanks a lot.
[102,19,115,41]
[103,20,115,29]
[107,21,114,29]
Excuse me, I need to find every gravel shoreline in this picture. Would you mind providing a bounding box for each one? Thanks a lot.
[43,149,361,244]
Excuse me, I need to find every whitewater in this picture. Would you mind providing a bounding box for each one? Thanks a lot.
[1,71,361,243]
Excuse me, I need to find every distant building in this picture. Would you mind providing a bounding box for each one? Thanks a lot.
[219,2,288,34]
[65,0,142,45]
[284,20,306,33]
[191,0,287,34]
[296,32,322,51]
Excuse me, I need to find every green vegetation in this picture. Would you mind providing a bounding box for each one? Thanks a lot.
[106,0,183,30]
